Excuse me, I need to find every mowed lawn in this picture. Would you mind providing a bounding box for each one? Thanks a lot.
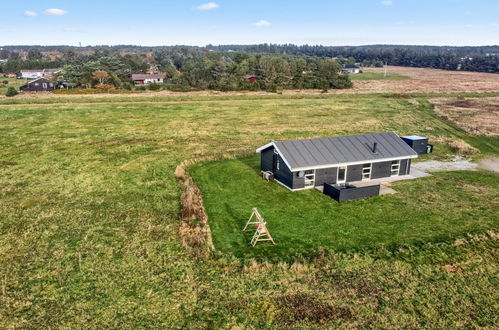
[191,155,499,260]
[0,94,498,327]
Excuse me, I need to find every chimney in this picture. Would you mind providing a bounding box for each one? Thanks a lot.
[372,142,378,153]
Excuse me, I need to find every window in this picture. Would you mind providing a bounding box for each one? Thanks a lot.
[304,169,315,187]
[391,160,400,176]
[337,166,347,183]
[276,158,280,171]
[42,83,47,89]
[362,163,372,180]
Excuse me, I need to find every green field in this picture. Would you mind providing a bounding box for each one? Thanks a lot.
[191,156,498,260]
[0,93,498,327]
[349,71,411,80]
[0,77,29,93]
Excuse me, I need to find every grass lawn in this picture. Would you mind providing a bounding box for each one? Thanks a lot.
[0,77,29,93]
[0,93,498,327]
[349,71,411,80]
[191,155,499,260]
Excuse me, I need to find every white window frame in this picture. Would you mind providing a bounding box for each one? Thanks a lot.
[337,166,347,183]
[391,160,400,176]
[362,163,372,180]
[303,169,315,187]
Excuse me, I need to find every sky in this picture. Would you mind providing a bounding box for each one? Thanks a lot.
[0,0,498,46]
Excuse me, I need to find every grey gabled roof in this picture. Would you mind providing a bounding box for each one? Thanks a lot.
[258,132,418,171]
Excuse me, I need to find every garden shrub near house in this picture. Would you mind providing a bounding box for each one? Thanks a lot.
[5,86,18,97]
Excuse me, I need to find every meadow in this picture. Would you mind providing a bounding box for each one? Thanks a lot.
[0,93,498,327]
[348,71,410,80]
[0,77,29,93]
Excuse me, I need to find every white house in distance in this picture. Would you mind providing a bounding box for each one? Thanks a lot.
[341,64,362,74]
[20,68,61,79]
[131,73,165,85]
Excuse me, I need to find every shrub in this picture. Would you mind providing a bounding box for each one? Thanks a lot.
[135,85,147,91]
[2,80,8,85]
[5,87,18,97]
[95,83,115,92]
[148,82,161,91]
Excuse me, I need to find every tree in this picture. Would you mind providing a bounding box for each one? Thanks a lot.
[27,49,43,61]
[5,87,18,97]
[92,71,110,84]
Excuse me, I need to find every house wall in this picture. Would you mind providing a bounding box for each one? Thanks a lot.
[260,147,274,172]
[274,154,294,189]
[20,79,56,92]
[400,159,408,175]
[371,161,392,179]
[315,167,338,186]
[346,164,363,182]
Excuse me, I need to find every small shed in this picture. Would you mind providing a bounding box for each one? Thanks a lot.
[401,136,431,154]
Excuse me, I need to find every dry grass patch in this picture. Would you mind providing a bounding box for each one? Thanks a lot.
[429,135,479,155]
[431,97,499,136]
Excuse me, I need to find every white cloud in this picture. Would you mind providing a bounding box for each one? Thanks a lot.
[381,0,393,5]
[253,20,271,27]
[491,23,499,27]
[43,8,68,16]
[24,11,37,17]
[196,2,219,10]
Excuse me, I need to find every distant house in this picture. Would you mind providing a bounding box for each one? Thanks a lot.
[244,74,257,83]
[20,68,61,79]
[131,74,165,85]
[256,132,418,191]
[341,64,362,74]
[19,77,66,92]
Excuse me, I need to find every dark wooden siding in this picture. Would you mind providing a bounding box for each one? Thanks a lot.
[371,161,392,179]
[315,167,338,186]
[399,159,408,175]
[260,147,274,172]
[346,164,363,182]
[20,78,56,92]
[274,154,294,189]
[406,159,411,175]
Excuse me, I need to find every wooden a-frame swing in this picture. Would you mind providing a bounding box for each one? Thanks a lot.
[243,208,275,246]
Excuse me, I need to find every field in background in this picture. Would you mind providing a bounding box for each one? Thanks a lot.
[1,66,499,100]
[431,97,499,136]
[348,71,410,80]
[0,93,498,327]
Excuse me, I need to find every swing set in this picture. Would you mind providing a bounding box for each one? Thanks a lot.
[243,208,275,246]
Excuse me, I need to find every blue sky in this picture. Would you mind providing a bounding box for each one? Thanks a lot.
[1,0,498,46]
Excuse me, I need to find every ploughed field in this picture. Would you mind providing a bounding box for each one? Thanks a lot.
[0,94,498,328]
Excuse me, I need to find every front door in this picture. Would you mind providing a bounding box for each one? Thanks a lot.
[337,166,347,184]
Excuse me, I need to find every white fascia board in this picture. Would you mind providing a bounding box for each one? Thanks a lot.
[255,142,274,153]
[290,155,418,172]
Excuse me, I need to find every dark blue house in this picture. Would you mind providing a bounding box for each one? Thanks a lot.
[256,132,418,191]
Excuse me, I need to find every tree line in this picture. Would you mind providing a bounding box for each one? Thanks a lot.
[0,48,352,92]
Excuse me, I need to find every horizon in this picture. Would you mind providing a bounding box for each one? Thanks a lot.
[1,1,498,47]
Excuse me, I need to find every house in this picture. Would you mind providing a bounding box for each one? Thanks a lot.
[244,74,257,83]
[341,64,362,74]
[131,74,165,85]
[20,68,60,79]
[256,132,418,191]
[19,77,66,92]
